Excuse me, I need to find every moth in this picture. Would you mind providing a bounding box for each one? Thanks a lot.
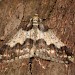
[0,14,74,64]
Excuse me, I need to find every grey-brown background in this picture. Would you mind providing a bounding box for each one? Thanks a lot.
[0,0,75,75]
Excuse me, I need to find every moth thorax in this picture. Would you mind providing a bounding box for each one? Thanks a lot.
[33,14,39,26]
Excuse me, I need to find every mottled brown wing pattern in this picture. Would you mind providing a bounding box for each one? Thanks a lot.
[0,14,74,64]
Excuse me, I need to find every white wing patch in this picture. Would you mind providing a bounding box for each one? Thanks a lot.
[44,29,65,48]
[6,28,36,47]
[36,29,65,48]
[6,29,26,47]
[6,28,65,48]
